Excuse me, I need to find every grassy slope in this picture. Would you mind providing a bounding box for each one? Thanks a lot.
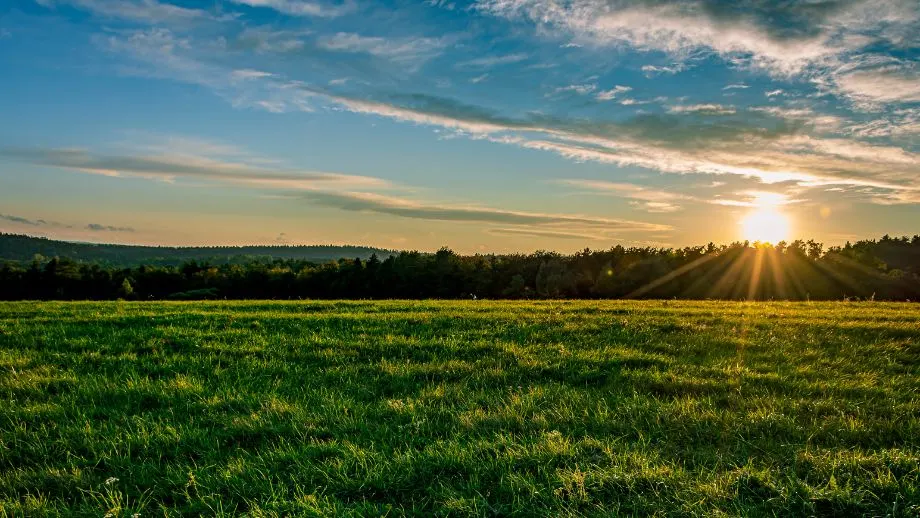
[0,301,918,516]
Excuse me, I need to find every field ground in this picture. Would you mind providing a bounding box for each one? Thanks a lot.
[0,301,918,516]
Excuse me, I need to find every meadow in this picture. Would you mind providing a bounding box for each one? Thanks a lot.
[0,300,918,516]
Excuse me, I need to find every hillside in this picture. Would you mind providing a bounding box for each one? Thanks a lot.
[0,233,393,266]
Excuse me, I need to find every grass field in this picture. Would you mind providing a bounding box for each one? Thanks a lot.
[1,301,918,516]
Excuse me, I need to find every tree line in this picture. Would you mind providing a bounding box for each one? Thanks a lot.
[1,235,918,301]
[0,233,390,266]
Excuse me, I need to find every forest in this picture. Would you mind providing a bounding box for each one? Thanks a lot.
[0,233,390,266]
[1,233,918,300]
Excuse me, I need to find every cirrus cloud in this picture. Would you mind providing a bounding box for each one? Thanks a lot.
[297,189,671,230]
[228,0,356,18]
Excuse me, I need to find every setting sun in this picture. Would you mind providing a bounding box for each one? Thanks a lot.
[741,208,790,244]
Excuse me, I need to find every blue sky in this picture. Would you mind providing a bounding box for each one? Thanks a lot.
[0,0,917,252]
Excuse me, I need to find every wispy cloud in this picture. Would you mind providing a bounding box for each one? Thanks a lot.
[832,62,920,109]
[309,89,919,201]
[846,108,920,137]
[0,213,132,232]
[320,92,522,134]
[595,85,632,101]
[722,83,749,90]
[641,64,688,77]
[36,0,221,24]
[231,69,275,80]
[0,146,391,190]
[476,0,919,78]
[668,104,736,115]
[87,223,135,232]
[456,53,528,68]
[710,191,799,208]
[749,106,842,131]
[547,83,596,97]
[1,213,49,226]
[101,28,316,113]
[426,0,457,10]
[487,227,606,240]
[317,32,450,65]
[97,31,916,204]
[234,27,310,53]
[0,140,669,234]
[298,190,671,230]
[229,0,356,18]
[560,179,691,213]
[80,11,920,210]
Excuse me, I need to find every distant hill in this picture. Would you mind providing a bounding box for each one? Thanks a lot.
[0,233,394,267]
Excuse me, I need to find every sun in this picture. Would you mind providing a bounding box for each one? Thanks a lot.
[740,207,790,244]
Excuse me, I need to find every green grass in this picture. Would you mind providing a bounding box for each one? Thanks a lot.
[1,301,918,516]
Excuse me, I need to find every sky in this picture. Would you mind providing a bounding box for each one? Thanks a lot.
[0,0,918,253]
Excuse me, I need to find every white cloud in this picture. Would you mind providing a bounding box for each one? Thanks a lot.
[101,28,316,113]
[325,93,920,202]
[487,227,606,240]
[561,179,689,212]
[833,64,920,108]
[36,0,217,24]
[229,0,355,18]
[4,140,674,235]
[426,0,457,10]
[231,69,275,80]
[298,190,671,230]
[641,63,688,77]
[125,134,261,159]
[476,0,920,80]
[92,19,920,208]
[710,190,798,208]
[547,83,596,97]
[668,104,736,115]
[619,98,651,106]
[749,106,842,131]
[456,53,528,68]
[722,83,749,90]
[235,27,309,53]
[0,145,390,190]
[317,32,449,65]
[847,108,920,137]
[324,94,519,134]
[477,0,825,75]
[595,85,632,101]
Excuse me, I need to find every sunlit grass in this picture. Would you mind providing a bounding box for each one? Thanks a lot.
[0,300,918,515]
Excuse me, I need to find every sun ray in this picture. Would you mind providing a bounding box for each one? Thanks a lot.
[747,247,765,300]
[707,246,753,299]
[810,253,883,297]
[765,246,788,300]
[625,251,723,298]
